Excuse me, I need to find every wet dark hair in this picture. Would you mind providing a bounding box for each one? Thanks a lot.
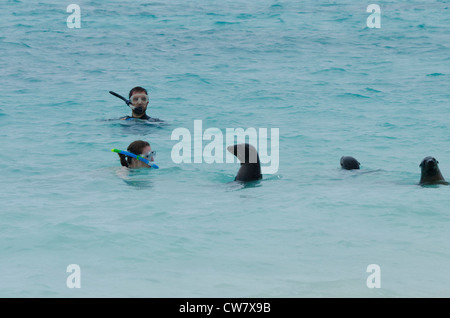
[129,86,148,98]
[118,140,150,167]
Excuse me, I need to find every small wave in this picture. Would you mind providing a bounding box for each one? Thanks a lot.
[380,122,396,128]
[270,4,283,9]
[236,14,255,20]
[12,23,33,29]
[136,12,157,18]
[365,87,382,93]
[339,93,370,99]
[214,21,240,25]
[4,41,32,48]
[261,174,283,181]
[166,73,211,85]
[226,179,263,191]
[116,119,167,127]
[142,2,165,6]
[312,67,347,74]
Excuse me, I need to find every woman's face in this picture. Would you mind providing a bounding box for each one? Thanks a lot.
[130,145,153,169]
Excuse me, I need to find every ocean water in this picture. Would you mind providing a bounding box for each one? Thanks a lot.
[1,0,449,297]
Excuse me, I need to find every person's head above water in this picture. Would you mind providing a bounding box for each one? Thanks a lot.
[118,140,155,169]
[128,86,149,118]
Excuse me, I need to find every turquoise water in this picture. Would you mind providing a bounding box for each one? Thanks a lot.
[1,0,450,297]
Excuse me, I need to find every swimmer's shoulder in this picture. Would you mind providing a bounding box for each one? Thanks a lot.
[120,116,133,121]
[118,115,166,123]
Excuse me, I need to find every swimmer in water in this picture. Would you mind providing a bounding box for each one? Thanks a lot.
[117,140,156,169]
[120,86,164,122]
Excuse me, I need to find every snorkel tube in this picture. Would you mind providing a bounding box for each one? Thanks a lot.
[109,91,130,105]
[109,91,144,114]
[112,148,159,169]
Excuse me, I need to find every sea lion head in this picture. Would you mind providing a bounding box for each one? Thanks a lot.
[227,143,262,182]
[227,143,259,164]
[420,156,440,176]
[340,156,360,170]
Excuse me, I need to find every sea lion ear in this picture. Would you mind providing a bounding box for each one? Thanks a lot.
[437,160,439,164]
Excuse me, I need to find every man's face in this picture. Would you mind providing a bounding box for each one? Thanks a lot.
[130,91,149,115]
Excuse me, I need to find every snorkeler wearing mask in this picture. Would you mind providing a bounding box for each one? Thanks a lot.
[119,86,164,122]
[117,140,157,169]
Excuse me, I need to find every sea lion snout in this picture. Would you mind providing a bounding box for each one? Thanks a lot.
[427,157,438,166]
[227,143,259,164]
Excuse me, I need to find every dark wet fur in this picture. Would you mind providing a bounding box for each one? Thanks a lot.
[419,156,448,185]
[340,156,361,170]
[229,144,262,182]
